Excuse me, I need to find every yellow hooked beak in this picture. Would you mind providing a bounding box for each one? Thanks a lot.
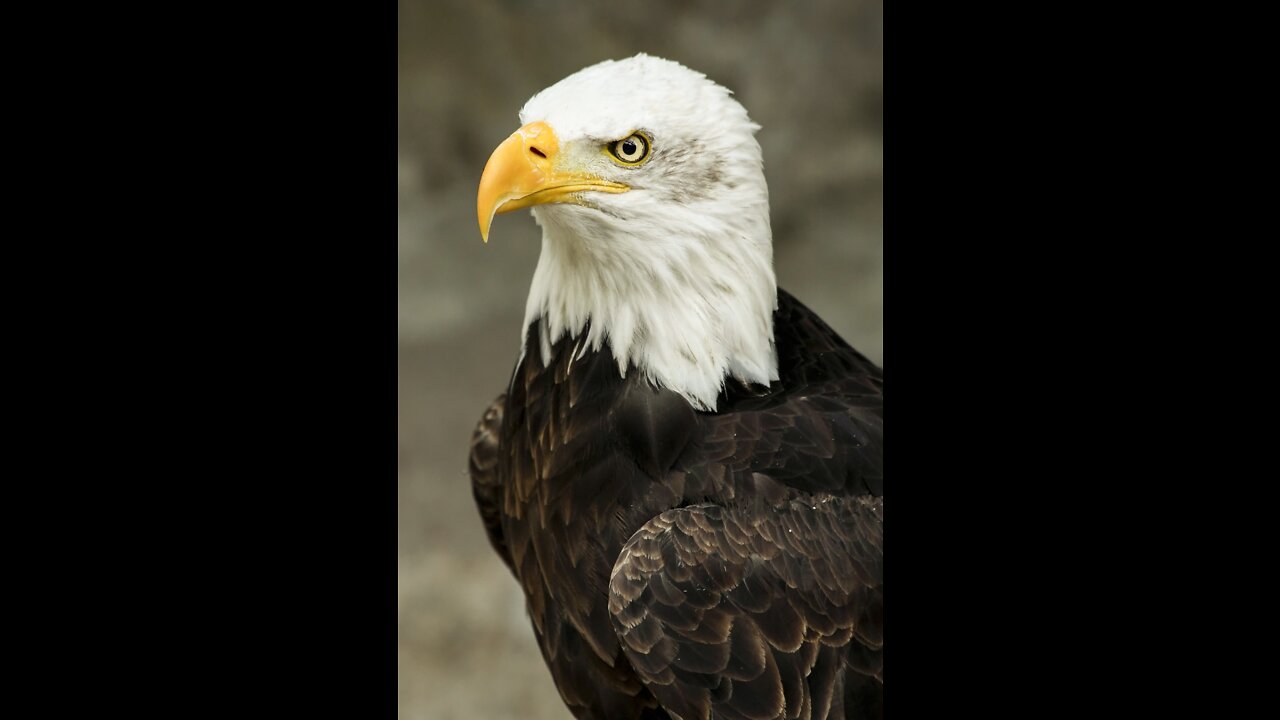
[476,121,629,242]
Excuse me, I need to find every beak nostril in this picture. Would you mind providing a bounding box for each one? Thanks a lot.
[529,146,547,159]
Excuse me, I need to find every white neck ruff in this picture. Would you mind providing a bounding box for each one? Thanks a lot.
[521,203,779,412]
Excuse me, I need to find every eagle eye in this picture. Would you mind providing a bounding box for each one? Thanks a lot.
[607,132,651,166]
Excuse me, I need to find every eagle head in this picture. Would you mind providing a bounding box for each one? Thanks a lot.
[477,54,778,412]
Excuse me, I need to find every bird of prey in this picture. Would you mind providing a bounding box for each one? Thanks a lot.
[468,54,882,720]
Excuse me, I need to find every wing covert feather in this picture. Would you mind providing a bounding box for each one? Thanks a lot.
[609,496,883,720]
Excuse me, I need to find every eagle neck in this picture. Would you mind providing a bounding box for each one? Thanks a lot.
[520,210,779,412]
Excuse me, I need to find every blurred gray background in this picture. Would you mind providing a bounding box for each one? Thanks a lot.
[398,1,881,717]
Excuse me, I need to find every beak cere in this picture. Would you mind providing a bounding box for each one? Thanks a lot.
[476,121,629,242]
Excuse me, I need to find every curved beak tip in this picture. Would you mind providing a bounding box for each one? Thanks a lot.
[476,129,532,244]
[478,205,493,244]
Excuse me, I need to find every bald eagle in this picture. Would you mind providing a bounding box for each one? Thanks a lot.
[469,55,882,720]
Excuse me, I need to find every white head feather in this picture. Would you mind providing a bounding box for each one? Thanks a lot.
[517,54,778,412]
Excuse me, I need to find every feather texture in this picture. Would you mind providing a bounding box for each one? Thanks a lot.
[470,290,882,719]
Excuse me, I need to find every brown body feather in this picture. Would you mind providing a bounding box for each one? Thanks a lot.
[470,289,883,719]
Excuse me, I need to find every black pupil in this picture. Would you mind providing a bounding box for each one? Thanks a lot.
[621,139,638,157]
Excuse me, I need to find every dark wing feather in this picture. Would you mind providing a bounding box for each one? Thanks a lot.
[693,289,883,501]
[609,496,882,720]
[469,394,513,571]
[501,330,675,719]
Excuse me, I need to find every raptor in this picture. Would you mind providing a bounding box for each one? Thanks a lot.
[468,54,883,720]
